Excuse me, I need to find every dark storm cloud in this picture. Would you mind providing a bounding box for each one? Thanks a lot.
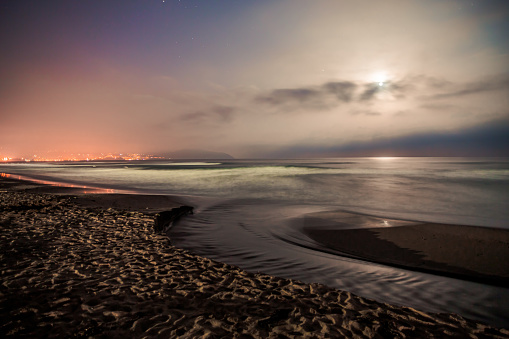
[267,119,509,158]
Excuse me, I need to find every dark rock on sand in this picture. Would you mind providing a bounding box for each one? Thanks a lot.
[154,206,194,234]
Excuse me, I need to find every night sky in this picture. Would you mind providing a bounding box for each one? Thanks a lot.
[1,0,509,158]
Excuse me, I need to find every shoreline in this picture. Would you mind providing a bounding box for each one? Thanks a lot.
[302,211,509,287]
[1,176,508,337]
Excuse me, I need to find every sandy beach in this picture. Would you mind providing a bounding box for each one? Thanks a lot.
[1,177,508,338]
[303,211,509,286]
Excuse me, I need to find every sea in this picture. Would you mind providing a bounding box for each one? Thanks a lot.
[1,157,509,327]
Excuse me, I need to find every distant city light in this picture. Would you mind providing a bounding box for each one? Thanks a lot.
[0,153,166,162]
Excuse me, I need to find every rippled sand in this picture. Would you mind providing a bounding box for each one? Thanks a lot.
[1,185,508,337]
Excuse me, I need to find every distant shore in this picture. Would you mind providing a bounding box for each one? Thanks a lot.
[1,176,508,337]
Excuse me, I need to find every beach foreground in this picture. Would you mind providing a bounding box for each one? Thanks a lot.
[1,181,508,337]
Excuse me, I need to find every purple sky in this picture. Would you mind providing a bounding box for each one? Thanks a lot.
[1,0,509,158]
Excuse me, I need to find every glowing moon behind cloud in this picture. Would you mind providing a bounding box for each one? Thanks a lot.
[371,71,389,87]
[372,71,388,84]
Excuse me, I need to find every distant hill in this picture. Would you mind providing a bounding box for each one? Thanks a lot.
[160,149,235,160]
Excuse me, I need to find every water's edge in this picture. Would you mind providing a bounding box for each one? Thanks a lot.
[2,159,509,328]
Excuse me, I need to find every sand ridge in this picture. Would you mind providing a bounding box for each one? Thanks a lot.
[1,191,508,338]
[303,212,509,285]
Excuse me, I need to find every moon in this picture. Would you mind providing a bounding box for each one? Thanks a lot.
[372,71,388,85]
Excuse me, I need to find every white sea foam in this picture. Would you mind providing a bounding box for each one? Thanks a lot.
[1,157,508,227]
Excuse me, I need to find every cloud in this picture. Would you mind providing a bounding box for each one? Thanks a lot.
[350,109,381,116]
[2,0,508,159]
[213,105,235,121]
[180,111,208,122]
[322,81,357,102]
[265,119,509,158]
[359,84,380,101]
[180,105,235,123]
[257,88,321,105]
[369,75,453,100]
[419,102,456,111]
[254,80,377,110]
[255,87,327,111]
[254,73,509,110]
[431,74,509,99]
[254,73,491,111]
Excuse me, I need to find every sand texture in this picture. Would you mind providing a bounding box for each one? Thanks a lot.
[304,212,509,286]
[1,190,509,338]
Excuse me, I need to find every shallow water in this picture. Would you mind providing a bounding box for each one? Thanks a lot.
[1,157,509,327]
[169,199,509,328]
[2,158,508,227]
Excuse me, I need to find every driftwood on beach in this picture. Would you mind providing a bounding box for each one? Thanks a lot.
[1,181,508,337]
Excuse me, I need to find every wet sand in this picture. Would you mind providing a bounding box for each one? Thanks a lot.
[304,211,509,286]
[1,177,508,337]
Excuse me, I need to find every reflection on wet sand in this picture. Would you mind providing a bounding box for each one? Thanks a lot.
[1,172,118,194]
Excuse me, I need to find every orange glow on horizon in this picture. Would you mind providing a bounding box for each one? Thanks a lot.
[0,152,166,162]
